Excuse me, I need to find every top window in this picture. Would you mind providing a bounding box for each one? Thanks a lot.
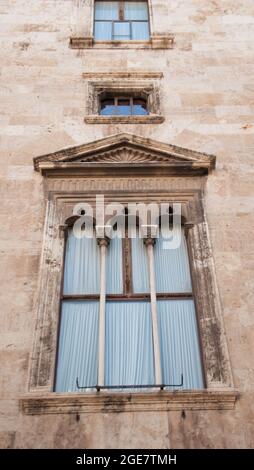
[94,1,150,41]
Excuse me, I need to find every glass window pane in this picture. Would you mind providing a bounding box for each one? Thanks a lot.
[106,237,123,294]
[124,1,149,20]
[116,105,131,115]
[94,21,112,40]
[113,21,131,40]
[55,301,99,392]
[116,98,131,115]
[154,228,193,293]
[95,1,119,20]
[105,301,155,387]
[157,300,204,390]
[63,230,100,295]
[131,21,149,40]
[101,105,116,115]
[118,98,131,106]
[133,98,148,115]
[100,99,115,115]
[131,234,150,293]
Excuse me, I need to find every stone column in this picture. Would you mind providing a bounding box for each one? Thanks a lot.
[144,237,162,386]
[97,237,109,388]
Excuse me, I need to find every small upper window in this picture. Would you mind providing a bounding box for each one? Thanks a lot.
[94,1,150,41]
[100,96,148,116]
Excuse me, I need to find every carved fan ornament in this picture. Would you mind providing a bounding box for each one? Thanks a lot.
[80,147,174,164]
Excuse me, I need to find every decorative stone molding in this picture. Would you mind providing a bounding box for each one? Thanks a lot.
[83,72,163,80]
[84,115,164,124]
[24,134,236,413]
[83,74,164,124]
[21,390,239,415]
[33,133,216,176]
[69,34,174,50]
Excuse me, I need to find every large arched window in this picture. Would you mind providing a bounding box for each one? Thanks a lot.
[55,211,204,392]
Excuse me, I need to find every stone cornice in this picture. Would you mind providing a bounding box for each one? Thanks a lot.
[82,72,163,80]
[84,115,164,125]
[20,389,239,415]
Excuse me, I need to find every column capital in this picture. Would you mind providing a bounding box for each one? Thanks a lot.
[184,222,194,237]
[59,224,68,239]
[97,237,110,248]
[144,237,156,247]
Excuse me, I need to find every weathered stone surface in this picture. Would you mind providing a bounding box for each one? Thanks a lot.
[0,0,254,449]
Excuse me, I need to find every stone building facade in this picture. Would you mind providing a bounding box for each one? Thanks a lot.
[0,0,254,449]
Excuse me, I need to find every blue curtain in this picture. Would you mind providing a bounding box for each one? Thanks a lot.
[154,229,192,293]
[55,301,99,392]
[113,21,131,40]
[131,236,150,293]
[157,300,204,390]
[64,229,122,295]
[106,237,123,294]
[105,301,155,387]
[95,1,119,20]
[124,1,149,20]
[131,22,149,39]
[94,22,112,40]
[63,230,100,295]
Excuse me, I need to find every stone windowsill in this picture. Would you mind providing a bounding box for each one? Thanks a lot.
[70,34,174,50]
[20,389,239,415]
[84,115,165,125]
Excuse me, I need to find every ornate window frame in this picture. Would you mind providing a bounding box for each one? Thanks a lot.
[20,133,238,414]
[70,0,174,50]
[84,72,164,124]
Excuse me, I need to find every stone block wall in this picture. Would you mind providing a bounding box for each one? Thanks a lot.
[0,0,253,448]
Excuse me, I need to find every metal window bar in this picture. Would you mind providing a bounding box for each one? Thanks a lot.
[76,374,184,392]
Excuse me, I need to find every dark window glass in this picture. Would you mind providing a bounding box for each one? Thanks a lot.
[117,98,131,115]
[100,97,148,116]
[133,98,148,115]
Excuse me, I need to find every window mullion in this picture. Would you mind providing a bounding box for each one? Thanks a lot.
[119,1,124,21]
[130,97,133,115]
[144,237,162,385]
[123,230,132,294]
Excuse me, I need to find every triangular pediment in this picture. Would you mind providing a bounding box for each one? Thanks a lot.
[34,133,216,176]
